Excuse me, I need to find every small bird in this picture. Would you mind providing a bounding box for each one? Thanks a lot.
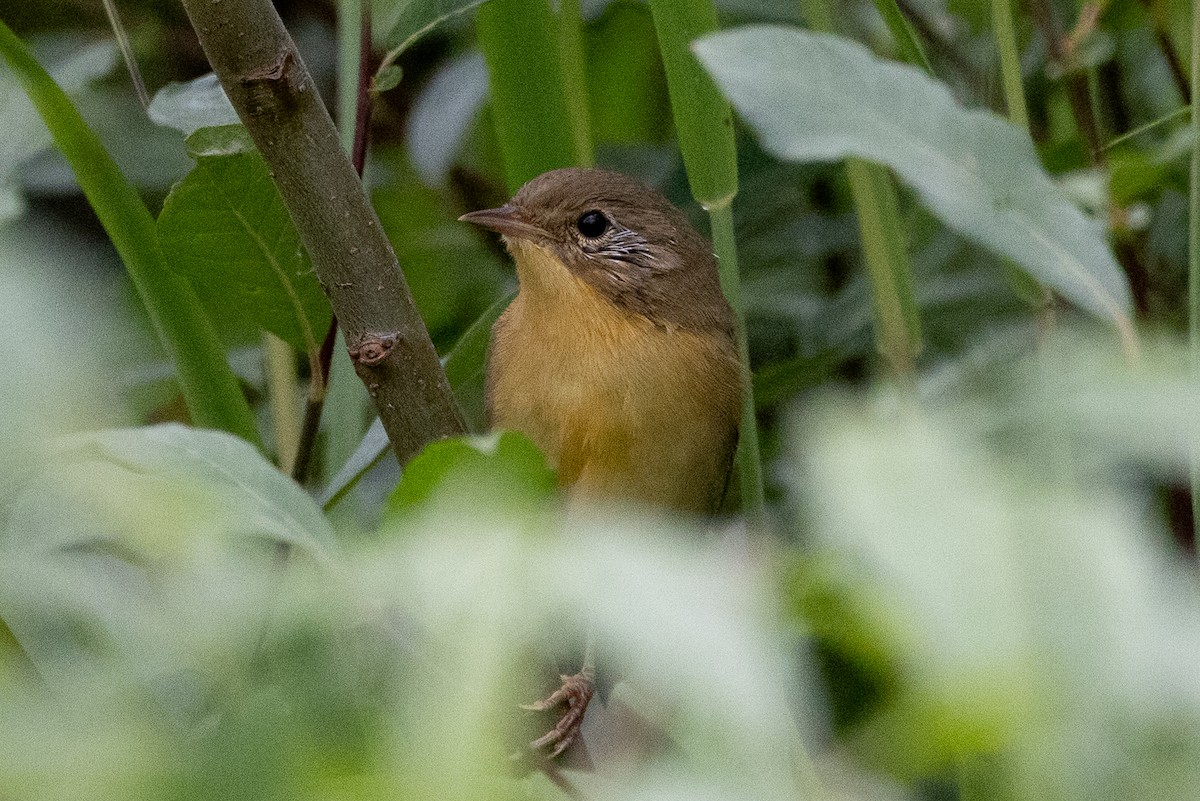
[460,167,742,756]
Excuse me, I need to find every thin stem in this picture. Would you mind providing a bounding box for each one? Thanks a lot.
[337,0,363,149]
[870,0,933,75]
[1027,0,1103,163]
[351,2,373,176]
[709,202,764,518]
[992,0,1029,129]
[1189,0,1200,541]
[895,0,985,89]
[100,0,149,108]
[845,159,921,375]
[293,318,339,484]
[802,0,922,379]
[264,332,302,473]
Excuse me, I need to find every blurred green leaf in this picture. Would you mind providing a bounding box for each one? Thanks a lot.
[372,153,507,346]
[785,330,1200,794]
[695,26,1136,340]
[385,431,555,517]
[442,290,512,431]
[12,424,336,558]
[158,148,332,354]
[147,72,240,137]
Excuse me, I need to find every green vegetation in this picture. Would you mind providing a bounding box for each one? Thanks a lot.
[2,1,1199,799]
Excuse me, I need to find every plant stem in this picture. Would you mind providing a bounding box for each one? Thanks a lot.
[1138,0,1191,103]
[100,0,149,108]
[293,320,340,484]
[709,203,763,514]
[179,0,465,465]
[264,332,302,472]
[846,159,921,374]
[1027,0,1103,162]
[992,0,1029,129]
[292,0,374,485]
[802,0,922,378]
[337,0,363,149]
[1189,0,1200,541]
[648,0,762,515]
[870,0,932,75]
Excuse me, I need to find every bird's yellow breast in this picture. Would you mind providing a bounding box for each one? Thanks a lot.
[487,242,740,513]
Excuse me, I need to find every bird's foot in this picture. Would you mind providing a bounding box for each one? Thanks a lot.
[521,668,595,758]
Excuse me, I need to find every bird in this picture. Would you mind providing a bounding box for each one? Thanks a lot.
[459,166,742,758]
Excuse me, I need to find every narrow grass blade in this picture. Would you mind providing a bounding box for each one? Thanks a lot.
[0,21,260,446]
[871,0,932,75]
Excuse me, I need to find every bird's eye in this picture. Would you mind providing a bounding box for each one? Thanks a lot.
[576,210,609,238]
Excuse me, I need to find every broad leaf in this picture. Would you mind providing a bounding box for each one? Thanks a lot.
[157,146,331,353]
[1,424,336,686]
[385,431,555,517]
[6,424,337,559]
[695,26,1134,337]
[147,72,239,136]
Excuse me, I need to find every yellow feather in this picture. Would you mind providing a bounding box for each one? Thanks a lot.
[488,241,741,513]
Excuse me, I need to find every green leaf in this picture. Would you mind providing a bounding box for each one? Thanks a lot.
[384,431,555,517]
[158,148,332,354]
[8,424,336,559]
[373,0,490,55]
[1,424,336,689]
[0,21,260,446]
[146,72,239,137]
[695,26,1136,339]
[0,38,115,220]
[373,65,403,93]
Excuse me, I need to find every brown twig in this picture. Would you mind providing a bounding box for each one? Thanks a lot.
[291,0,377,485]
[180,0,465,466]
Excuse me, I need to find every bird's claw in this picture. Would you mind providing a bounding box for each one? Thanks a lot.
[522,670,594,759]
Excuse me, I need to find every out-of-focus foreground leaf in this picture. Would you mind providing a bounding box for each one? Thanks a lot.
[786,330,1200,798]
[1,424,335,682]
[695,26,1136,345]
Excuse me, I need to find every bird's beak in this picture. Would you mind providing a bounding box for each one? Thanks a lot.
[458,205,546,241]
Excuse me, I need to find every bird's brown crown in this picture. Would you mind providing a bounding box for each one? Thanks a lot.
[464,168,734,335]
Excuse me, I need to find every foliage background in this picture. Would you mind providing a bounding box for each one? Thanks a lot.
[2,0,1200,799]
